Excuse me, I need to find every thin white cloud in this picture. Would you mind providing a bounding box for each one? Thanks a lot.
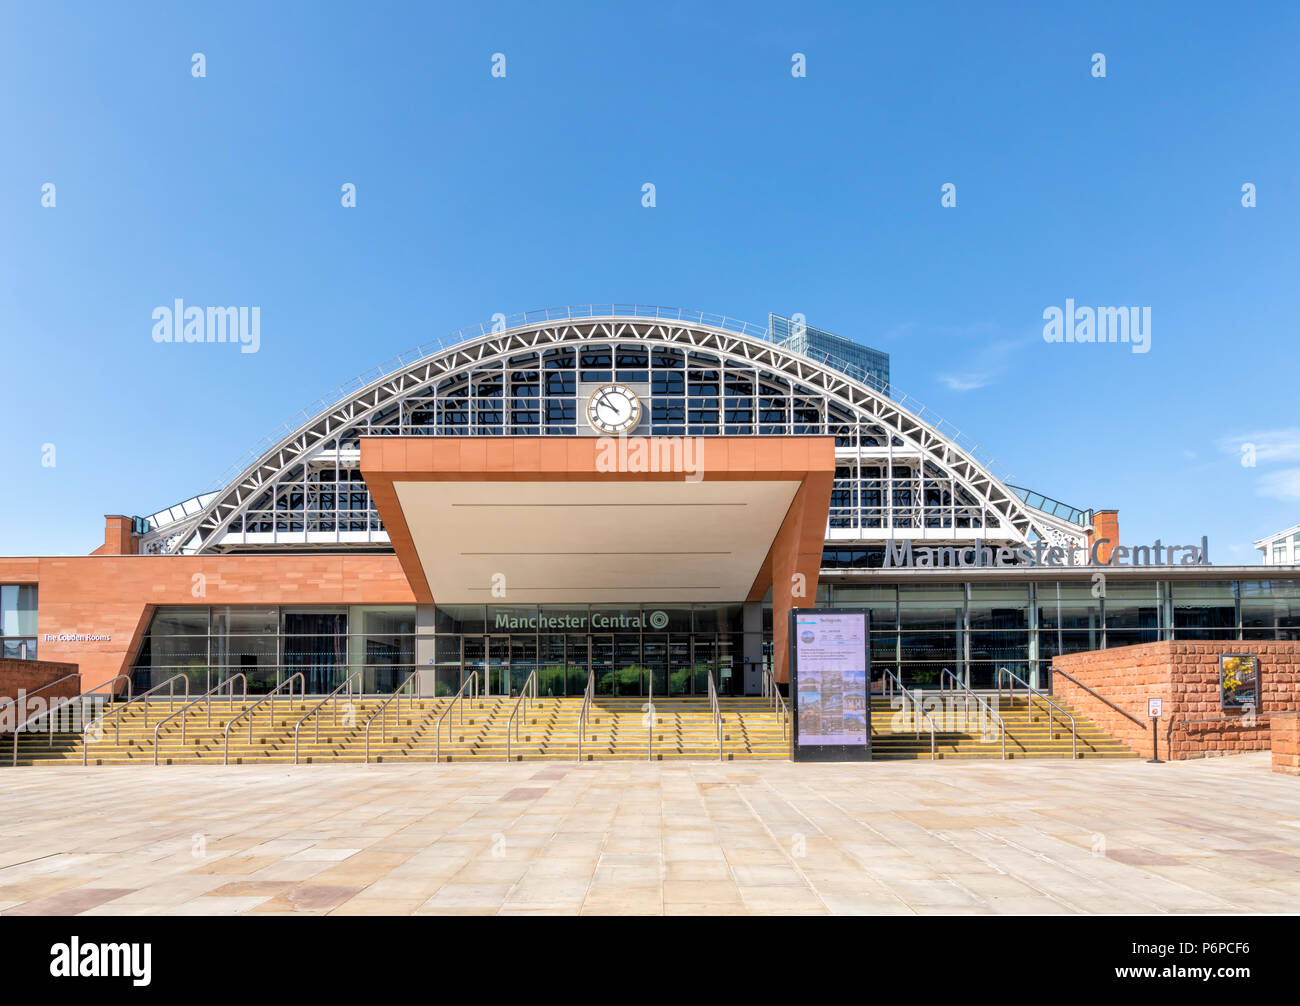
[939,373,990,392]
[1217,427,1300,464]
[1258,467,1300,501]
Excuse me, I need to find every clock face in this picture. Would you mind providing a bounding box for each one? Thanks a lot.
[585,383,642,434]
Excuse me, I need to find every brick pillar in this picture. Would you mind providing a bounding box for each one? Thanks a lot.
[93,515,138,556]
[1088,510,1119,564]
[1273,710,1300,775]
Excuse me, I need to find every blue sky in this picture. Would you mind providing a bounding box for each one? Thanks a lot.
[2,1,1297,560]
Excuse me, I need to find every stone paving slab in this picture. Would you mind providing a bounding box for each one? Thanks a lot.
[0,753,1297,915]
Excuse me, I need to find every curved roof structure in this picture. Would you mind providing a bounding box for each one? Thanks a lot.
[138,307,1089,556]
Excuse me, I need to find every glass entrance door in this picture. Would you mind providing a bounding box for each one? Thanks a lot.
[592,635,614,695]
[613,635,641,696]
[539,634,565,696]
[566,635,589,696]
[486,635,511,696]
[667,635,692,695]
[509,636,536,696]
[643,635,668,696]
[463,636,485,696]
[692,638,714,695]
[282,610,347,694]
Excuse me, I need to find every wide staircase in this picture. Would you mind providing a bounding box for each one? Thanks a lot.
[7,694,791,766]
[869,693,1136,760]
[7,681,1135,766]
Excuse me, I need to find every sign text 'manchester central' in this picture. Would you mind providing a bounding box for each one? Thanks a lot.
[883,537,1211,569]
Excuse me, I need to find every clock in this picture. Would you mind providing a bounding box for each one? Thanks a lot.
[585,383,642,434]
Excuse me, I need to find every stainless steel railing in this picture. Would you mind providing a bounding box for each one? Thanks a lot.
[707,670,723,761]
[434,671,479,763]
[85,673,191,761]
[878,668,937,760]
[0,671,81,725]
[996,666,1077,759]
[646,668,655,761]
[1050,666,1148,730]
[364,670,422,764]
[153,673,247,765]
[505,670,538,762]
[576,671,594,761]
[761,669,790,741]
[222,673,304,765]
[292,671,362,764]
[938,668,1006,760]
[10,675,132,767]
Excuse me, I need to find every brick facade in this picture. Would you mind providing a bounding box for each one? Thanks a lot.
[0,555,416,696]
[1272,711,1299,776]
[1087,510,1119,564]
[0,658,80,705]
[1053,640,1300,760]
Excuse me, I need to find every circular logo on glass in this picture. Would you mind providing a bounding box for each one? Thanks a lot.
[649,610,669,630]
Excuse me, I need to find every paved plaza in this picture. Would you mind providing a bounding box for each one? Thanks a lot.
[0,754,1297,915]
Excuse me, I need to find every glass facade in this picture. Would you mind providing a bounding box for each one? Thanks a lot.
[126,579,1300,696]
[770,314,891,395]
[820,578,1300,689]
[1,585,38,660]
[132,604,416,695]
[433,603,753,698]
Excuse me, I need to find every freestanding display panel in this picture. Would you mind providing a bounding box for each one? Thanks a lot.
[789,607,871,762]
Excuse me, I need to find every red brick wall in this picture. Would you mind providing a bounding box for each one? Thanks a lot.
[0,658,80,704]
[0,658,80,734]
[1273,711,1299,775]
[0,555,416,696]
[1054,640,1300,760]
[90,515,138,556]
[1087,510,1119,565]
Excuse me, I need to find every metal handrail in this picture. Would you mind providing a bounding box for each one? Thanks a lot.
[433,671,479,763]
[761,669,790,741]
[222,673,304,765]
[86,673,191,760]
[0,672,81,722]
[505,670,538,762]
[878,668,936,760]
[996,666,1076,759]
[153,673,247,765]
[646,665,655,761]
[576,671,594,761]
[707,671,723,761]
[10,675,131,767]
[292,671,362,764]
[939,668,1006,760]
[1050,666,1147,730]
[363,670,422,764]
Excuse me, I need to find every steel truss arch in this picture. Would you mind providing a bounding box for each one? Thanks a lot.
[146,317,1078,555]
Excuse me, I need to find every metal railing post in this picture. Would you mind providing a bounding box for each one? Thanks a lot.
[292,671,362,765]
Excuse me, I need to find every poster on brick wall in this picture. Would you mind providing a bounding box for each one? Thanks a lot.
[1219,654,1259,711]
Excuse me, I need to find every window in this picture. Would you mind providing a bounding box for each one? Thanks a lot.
[0,584,37,659]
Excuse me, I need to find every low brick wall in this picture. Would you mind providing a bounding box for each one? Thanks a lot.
[1273,711,1299,776]
[0,658,80,705]
[0,659,80,734]
[1053,640,1300,761]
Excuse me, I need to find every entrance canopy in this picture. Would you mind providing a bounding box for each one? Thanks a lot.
[360,437,835,681]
